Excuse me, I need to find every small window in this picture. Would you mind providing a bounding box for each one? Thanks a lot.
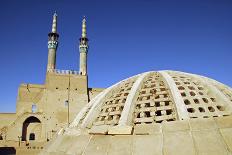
[217,105,225,111]
[164,101,169,106]
[124,93,129,96]
[187,108,195,113]
[107,115,113,121]
[155,110,162,116]
[32,104,37,113]
[144,111,151,117]
[193,99,200,104]
[29,133,35,140]
[190,91,196,96]
[64,100,69,107]
[210,98,216,102]
[184,99,191,105]
[178,86,185,90]
[0,135,3,140]
[208,106,215,112]
[181,92,186,97]
[145,103,150,107]
[199,92,204,95]
[202,98,208,103]
[175,82,181,85]
[166,109,173,115]
[188,86,195,90]
[155,102,160,107]
[120,89,124,92]
[199,107,205,112]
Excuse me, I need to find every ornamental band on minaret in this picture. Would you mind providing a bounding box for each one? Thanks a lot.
[79,17,88,75]
[47,12,59,71]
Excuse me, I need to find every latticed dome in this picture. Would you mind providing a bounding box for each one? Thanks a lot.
[41,70,232,155]
[69,70,232,134]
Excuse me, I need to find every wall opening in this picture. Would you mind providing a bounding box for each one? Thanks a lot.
[64,100,69,107]
[0,147,16,154]
[29,133,35,140]
[31,104,37,113]
[22,116,41,141]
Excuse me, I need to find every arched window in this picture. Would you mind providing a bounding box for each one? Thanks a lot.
[29,133,35,140]
[32,104,37,113]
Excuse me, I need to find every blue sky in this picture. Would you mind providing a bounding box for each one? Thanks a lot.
[0,0,232,112]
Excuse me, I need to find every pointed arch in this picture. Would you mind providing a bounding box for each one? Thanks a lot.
[22,116,41,141]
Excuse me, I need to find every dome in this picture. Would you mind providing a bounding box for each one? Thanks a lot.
[69,70,232,134]
[42,70,232,155]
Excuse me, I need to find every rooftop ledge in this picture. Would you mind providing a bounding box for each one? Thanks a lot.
[47,69,80,75]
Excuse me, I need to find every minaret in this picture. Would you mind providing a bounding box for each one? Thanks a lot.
[79,17,89,75]
[47,12,59,71]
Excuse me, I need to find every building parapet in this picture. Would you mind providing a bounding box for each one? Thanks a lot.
[47,69,79,75]
[20,83,45,89]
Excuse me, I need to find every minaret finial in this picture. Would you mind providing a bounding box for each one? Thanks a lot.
[52,12,57,33]
[82,16,87,38]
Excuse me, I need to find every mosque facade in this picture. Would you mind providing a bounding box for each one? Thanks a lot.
[1,13,232,155]
[0,13,104,154]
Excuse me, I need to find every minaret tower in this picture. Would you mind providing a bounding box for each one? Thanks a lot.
[79,17,89,75]
[47,12,59,71]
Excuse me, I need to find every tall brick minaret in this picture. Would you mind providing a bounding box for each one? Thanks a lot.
[79,17,89,75]
[47,12,59,71]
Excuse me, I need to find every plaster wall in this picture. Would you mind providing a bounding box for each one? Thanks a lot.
[0,72,104,143]
[26,123,42,141]
[0,113,16,129]
[16,84,45,115]
[41,116,232,155]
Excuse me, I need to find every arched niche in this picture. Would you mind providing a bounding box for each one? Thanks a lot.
[22,116,41,141]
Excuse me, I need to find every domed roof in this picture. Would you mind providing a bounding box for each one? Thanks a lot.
[70,70,232,134]
[41,70,232,155]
